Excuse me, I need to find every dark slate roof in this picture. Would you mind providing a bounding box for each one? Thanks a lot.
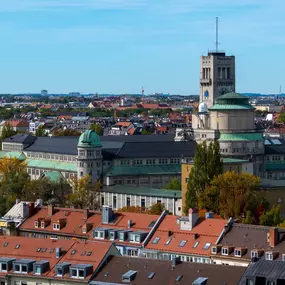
[100,134,175,142]
[238,260,285,284]
[265,139,285,155]
[3,134,36,146]
[116,141,196,158]
[92,256,246,285]
[24,136,79,155]
[218,223,271,260]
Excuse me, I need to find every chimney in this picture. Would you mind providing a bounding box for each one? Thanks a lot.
[16,198,21,204]
[102,205,113,224]
[35,199,43,207]
[128,220,132,229]
[28,203,35,217]
[188,208,199,230]
[48,205,55,217]
[269,228,279,247]
[84,209,89,220]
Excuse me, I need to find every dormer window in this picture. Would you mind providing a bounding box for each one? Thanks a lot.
[70,264,93,279]
[34,221,38,228]
[53,223,60,231]
[251,251,258,258]
[282,254,285,262]
[266,252,273,261]
[221,247,228,256]
[234,249,242,257]
[211,246,217,254]
[41,221,46,228]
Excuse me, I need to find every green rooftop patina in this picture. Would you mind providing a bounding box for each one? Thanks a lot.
[42,171,63,183]
[0,151,26,160]
[103,185,182,198]
[27,159,77,172]
[265,163,285,171]
[78,130,102,148]
[222,158,250,164]
[219,133,264,141]
[209,92,255,111]
[105,164,181,176]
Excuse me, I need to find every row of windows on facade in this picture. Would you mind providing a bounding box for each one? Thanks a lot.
[79,170,100,178]
[113,176,174,185]
[79,161,101,168]
[27,168,77,179]
[26,152,77,162]
[267,155,285,161]
[212,246,284,260]
[0,260,92,280]
[120,158,181,166]
[221,148,258,153]
[78,150,101,157]
[101,196,162,209]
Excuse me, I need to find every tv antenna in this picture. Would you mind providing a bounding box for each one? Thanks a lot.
[215,17,220,52]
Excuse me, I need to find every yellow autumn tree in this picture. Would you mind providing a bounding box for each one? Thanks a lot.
[67,175,101,209]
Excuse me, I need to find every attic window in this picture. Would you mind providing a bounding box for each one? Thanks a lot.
[221,247,228,256]
[152,237,160,244]
[193,241,199,248]
[34,221,38,228]
[251,251,258,258]
[203,243,211,250]
[234,249,242,257]
[165,238,172,245]
[53,223,60,231]
[41,222,45,228]
[265,252,273,261]
[179,240,187,247]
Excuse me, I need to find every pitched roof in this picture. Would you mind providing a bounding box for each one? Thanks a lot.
[3,134,36,145]
[92,256,246,285]
[116,141,196,158]
[145,216,226,256]
[18,207,102,238]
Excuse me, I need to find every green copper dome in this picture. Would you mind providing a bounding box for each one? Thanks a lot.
[209,92,255,111]
[78,130,102,148]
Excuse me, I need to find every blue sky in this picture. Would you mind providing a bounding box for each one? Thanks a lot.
[0,0,284,94]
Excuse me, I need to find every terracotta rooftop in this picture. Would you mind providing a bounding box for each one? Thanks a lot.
[18,206,102,238]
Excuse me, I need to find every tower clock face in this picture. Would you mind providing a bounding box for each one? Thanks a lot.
[204,90,209,99]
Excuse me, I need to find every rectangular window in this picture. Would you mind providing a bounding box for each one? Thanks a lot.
[221,248,228,255]
[113,196,117,209]
[141,198,146,210]
[126,197,130,207]
[35,265,41,274]
[71,269,77,277]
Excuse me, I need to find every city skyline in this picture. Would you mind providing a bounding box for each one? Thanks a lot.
[0,0,284,94]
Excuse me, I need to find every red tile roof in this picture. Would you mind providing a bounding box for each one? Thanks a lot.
[145,215,227,256]
[18,207,102,238]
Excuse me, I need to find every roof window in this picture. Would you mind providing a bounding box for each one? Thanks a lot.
[3,242,8,247]
[179,240,187,247]
[71,250,76,255]
[148,272,156,279]
[87,252,92,256]
[152,237,160,244]
[122,270,137,283]
[203,242,211,250]
[176,275,183,282]
[221,247,229,256]
[193,241,199,248]
[165,238,172,245]
[234,249,242,257]
[15,244,20,249]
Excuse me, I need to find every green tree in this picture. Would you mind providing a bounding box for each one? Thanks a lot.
[89,123,103,136]
[244,210,254,224]
[199,171,261,220]
[54,129,81,136]
[184,141,223,214]
[148,203,166,215]
[165,178,181,190]
[35,125,46,137]
[277,113,285,124]
[1,123,17,141]
[67,175,101,209]
[141,130,151,135]
[260,205,282,226]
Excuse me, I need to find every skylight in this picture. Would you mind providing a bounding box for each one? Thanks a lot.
[152,237,160,244]
[148,272,156,279]
[165,238,172,245]
[15,244,20,249]
[179,240,187,247]
[176,275,183,282]
[71,250,76,255]
[3,242,8,247]
[50,248,55,253]
[193,241,199,248]
[148,221,156,228]
[42,248,47,252]
[203,242,211,250]
[81,251,86,256]
[87,252,92,256]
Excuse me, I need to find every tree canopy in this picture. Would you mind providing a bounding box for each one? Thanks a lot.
[184,141,223,214]
[1,123,17,141]
[89,123,103,136]
[276,113,285,124]
[165,178,181,190]
[35,125,46,137]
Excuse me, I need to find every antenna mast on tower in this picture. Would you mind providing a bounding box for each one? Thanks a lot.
[141,86,145,102]
[216,17,219,52]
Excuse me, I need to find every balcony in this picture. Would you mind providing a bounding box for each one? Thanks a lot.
[200,78,212,85]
